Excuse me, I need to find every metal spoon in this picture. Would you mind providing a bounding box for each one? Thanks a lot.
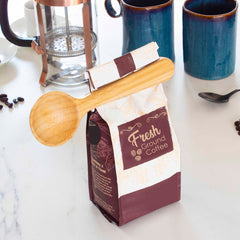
[198,89,240,103]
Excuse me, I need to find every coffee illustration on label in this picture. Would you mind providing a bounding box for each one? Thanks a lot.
[118,107,173,170]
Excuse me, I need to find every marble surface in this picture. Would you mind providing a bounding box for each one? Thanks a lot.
[0,0,240,240]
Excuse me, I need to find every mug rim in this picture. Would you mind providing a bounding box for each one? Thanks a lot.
[183,0,238,19]
[122,0,173,11]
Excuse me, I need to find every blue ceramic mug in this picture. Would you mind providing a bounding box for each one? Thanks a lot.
[183,0,238,80]
[105,0,175,61]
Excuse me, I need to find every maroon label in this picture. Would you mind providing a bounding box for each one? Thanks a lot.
[118,107,173,170]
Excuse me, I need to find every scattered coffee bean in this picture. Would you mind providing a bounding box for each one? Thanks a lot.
[234,119,240,135]
[6,102,13,109]
[13,98,18,104]
[0,94,24,111]
[9,103,13,108]
[0,94,7,98]
[17,97,24,102]
[234,121,240,127]
[0,97,8,103]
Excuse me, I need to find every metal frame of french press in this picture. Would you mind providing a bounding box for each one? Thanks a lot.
[32,0,93,86]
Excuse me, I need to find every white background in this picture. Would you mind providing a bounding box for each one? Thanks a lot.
[0,0,240,239]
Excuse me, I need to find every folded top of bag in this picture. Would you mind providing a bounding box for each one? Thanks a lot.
[88,42,160,90]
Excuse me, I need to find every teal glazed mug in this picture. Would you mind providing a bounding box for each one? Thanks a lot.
[105,0,175,61]
[183,0,238,80]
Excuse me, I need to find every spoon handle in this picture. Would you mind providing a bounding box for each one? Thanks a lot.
[226,89,240,98]
[78,58,174,114]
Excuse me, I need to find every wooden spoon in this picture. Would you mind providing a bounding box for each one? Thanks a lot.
[30,58,174,146]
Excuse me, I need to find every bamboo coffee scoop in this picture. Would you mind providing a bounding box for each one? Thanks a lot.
[30,58,174,146]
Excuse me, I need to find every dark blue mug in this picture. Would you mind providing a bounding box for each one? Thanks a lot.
[105,0,175,61]
[183,0,238,80]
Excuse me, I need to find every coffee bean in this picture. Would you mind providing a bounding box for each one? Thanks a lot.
[236,126,240,131]
[6,102,13,109]
[17,97,24,102]
[234,121,240,127]
[137,149,142,155]
[0,95,24,111]
[0,97,8,103]
[13,98,18,104]
[131,150,136,157]
[238,131,240,136]
[0,94,7,98]
[135,156,141,161]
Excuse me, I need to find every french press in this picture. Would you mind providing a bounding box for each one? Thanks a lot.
[0,0,98,87]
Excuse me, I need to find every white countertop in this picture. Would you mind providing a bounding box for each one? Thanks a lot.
[0,0,240,239]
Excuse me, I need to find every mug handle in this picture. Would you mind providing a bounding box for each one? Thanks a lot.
[0,0,36,47]
[105,0,122,18]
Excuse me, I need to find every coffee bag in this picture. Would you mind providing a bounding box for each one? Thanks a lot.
[86,83,180,225]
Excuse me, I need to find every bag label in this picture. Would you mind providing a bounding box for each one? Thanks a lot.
[118,107,173,170]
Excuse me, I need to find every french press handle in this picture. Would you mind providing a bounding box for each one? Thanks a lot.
[0,0,36,47]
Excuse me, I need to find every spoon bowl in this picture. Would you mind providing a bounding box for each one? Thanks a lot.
[30,91,81,146]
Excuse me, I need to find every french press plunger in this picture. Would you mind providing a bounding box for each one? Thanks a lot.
[0,0,98,87]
